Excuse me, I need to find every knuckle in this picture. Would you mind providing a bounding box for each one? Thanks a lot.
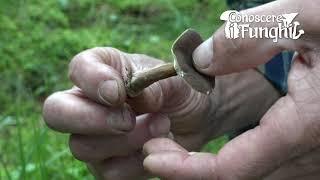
[68,47,105,81]
[98,47,123,67]
[91,47,118,60]
[68,47,122,82]
[93,47,121,61]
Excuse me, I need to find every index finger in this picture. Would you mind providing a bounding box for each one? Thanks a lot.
[68,47,129,106]
[193,0,319,76]
[43,88,136,134]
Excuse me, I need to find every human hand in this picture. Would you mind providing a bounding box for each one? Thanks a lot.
[43,44,280,179]
[42,47,220,179]
[142,0,320,179]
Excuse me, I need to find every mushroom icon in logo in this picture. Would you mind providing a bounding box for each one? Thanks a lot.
[282,13,298,28]
[220,10,240,39]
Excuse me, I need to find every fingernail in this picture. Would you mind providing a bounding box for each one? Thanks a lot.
[109,106,136,132]
[98,80,120,106]
[192,37,213,70]
[143,154,159,170]
[149,115,170,137]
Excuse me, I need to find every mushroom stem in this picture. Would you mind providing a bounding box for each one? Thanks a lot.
[125,63,177,97]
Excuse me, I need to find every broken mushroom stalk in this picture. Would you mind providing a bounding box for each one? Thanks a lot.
[125,29,215,98]
[125,63,177,97]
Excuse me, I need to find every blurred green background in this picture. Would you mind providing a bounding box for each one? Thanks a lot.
[0,0,228,179]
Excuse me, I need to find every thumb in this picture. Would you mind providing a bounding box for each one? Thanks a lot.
[192,0,315,76]
[143,138,219,179]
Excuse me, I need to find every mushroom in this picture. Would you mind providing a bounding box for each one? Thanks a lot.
[125,29,215,97]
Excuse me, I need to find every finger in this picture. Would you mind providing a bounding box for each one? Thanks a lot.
[201,58,319,179]
[193,0,319,75]
[43,88,135,134]
[144,56,320,180]
[88,153,149,180]
[68,47,128,106]
[210,98,305,180]
[145,152,219,180]
[143,138,187,155]
[69,47,194,114]
[144,98,299,180]
[69,114,170,162]
[143,139,217,180]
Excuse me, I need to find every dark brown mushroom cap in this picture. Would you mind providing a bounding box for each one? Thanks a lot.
[172,29,215,94]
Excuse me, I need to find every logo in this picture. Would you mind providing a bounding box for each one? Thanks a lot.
[220,10,305,42]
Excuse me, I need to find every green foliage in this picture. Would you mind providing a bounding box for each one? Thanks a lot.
[202,136,229,154]
[0,0,227,179]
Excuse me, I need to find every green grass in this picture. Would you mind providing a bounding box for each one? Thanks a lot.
[0,0,227,179]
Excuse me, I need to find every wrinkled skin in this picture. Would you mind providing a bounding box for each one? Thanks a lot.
[43,0,320,179]
[141,0,320,179]
[43,47,279,179]
[143,53,320,180]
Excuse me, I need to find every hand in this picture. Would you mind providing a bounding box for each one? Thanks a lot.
[42,47,215,179]
[43,46,279,179]
[143,0,320,179]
